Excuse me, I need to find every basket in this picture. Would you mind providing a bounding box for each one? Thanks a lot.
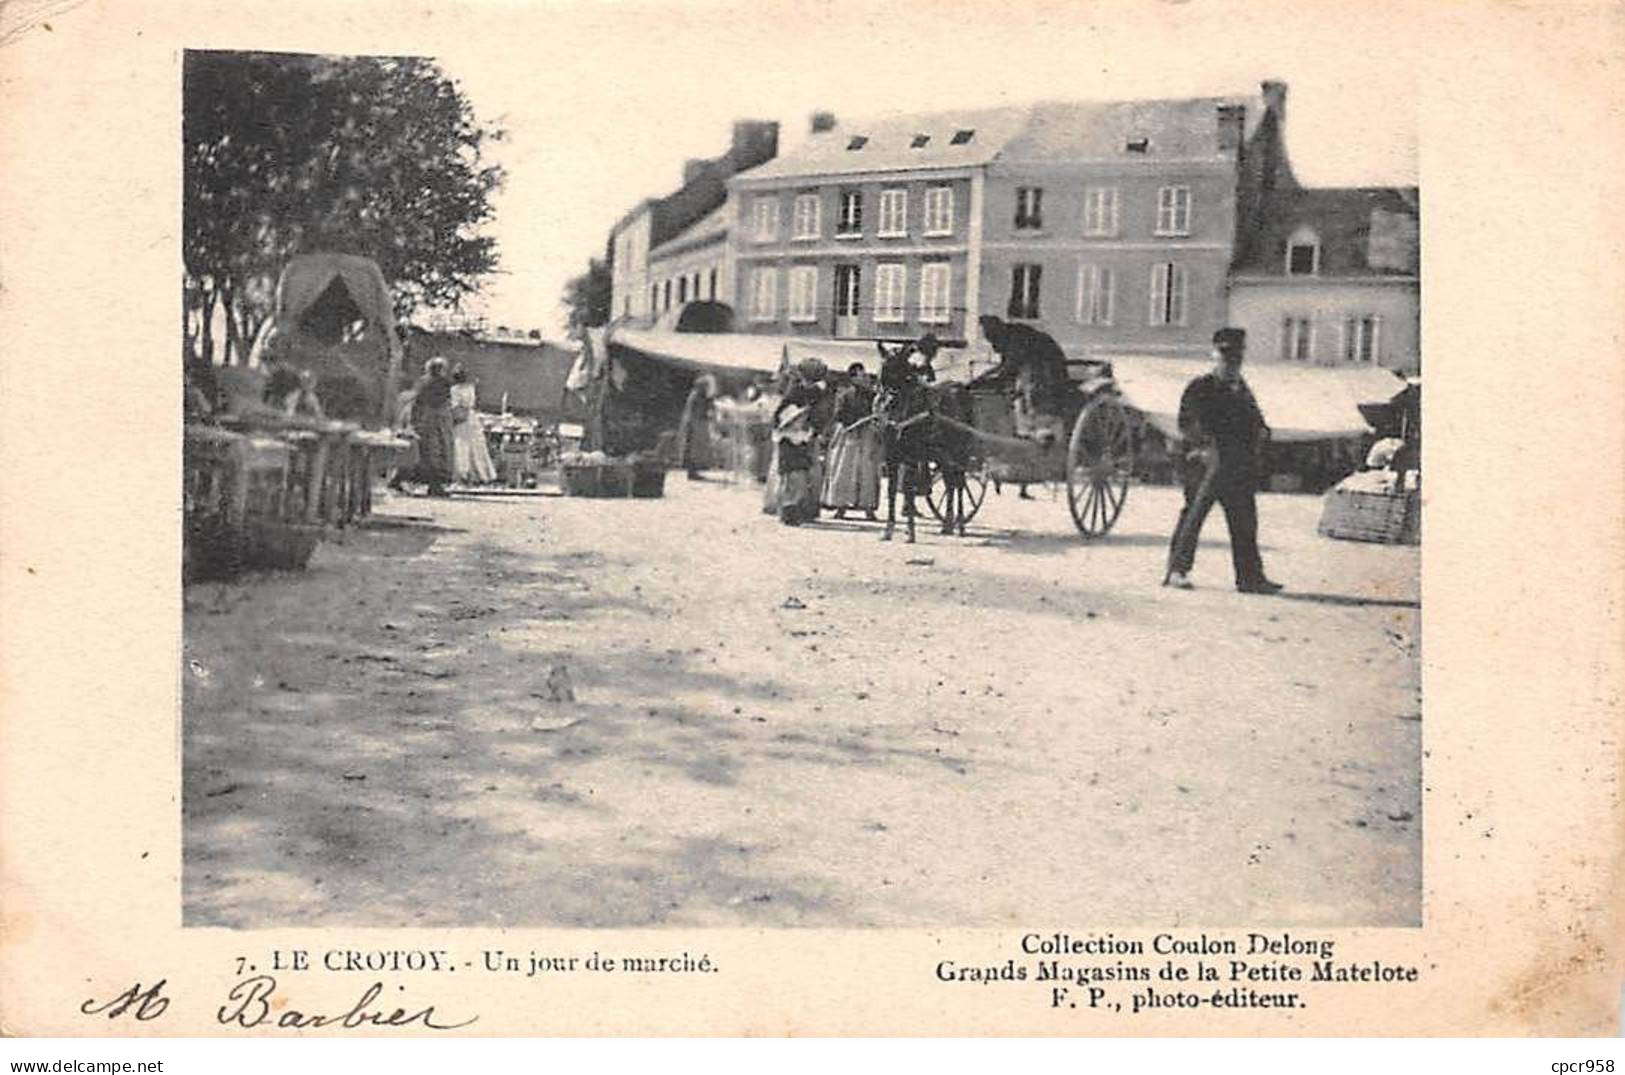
[1318,478,1420,544]
[630,461,667,498]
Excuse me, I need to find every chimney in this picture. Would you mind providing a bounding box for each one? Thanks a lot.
[1261,80,1287,124]
[682,158,707,185]
[730,120,781,169]
[809,110,837,135]
[1216,103,1246,155]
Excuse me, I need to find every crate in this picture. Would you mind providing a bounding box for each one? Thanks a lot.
[563,463,625,497]
[1318,479,1420,544]
[562,461,666,498]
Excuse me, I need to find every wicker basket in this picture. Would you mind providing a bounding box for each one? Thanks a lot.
[1318,478,1420,544]
[630,461,667,498]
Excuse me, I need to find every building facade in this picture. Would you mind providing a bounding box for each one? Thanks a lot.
[609,121,779,324]
[1226,186,1420,372]
[721,83,1418,370]
[646,203,734,320]
[727,106,1026,345]
[726,93,1285,358]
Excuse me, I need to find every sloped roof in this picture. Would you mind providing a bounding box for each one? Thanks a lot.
[1000,95,1263,161]
[734,95,1268,183]
[650,202,729,260]
[1234,186,1420,276]
[734,105,1031,181]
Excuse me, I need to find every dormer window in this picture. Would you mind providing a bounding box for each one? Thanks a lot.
[910,134,930,149]
[846,135,868,151]
[1286,226,1320,275]
[1126,137,1150,153]
[950,129,975,145]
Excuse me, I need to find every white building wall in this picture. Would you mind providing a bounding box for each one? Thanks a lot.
[610,211,653,321]
[1227,277,1419,372]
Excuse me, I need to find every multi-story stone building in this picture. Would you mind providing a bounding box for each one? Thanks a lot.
[726,106,1031,344]
[608,121,779,324]
[721,82,1416,369]
[1226,185,1419,372]
[728,91,1292,357]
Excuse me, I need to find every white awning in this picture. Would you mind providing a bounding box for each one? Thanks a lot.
[1104,355,1407,442]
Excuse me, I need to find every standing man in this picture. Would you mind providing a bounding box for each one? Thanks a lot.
[1165,328,1283,594]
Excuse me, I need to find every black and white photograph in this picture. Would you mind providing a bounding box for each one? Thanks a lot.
[179,33,1422,930]
[5,0,1622,1047]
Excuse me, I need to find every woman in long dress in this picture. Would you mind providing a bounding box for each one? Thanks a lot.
[822,363,881,519]
[411,357,457,497]
[676,374,718,479]
[450,364,497,484]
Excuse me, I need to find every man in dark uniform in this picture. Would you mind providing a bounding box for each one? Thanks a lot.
[1164,328,1283,594]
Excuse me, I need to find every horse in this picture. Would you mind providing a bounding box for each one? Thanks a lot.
[874,341,977,543]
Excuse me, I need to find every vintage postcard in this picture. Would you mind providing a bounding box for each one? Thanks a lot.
[0,0,1620,1038]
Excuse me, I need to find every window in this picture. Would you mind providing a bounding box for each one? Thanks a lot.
[924,186,954,235]
[1343,315,1382,363]
[1148,263,1188,326]
[874,264,906,323]
[1281,316,1314,361]
[910,134,930,149]
[707,267,718,300]
[837,190,863,236]
[919,262,952,324]
[1156,186,1192,235]
[834,264,861,318]
[878,189,908,237]
[846,135,868,151]
[1125,137,1150,154]
[1008,263,1042,320]
[1286,226,1320,275]
[950,129,975,145]
[1015,187,1044,230]
[750,268,778,321]
[663,279,672,310]
[792,193,821,240]
[752,197,779,242]
[1083,187,1120,236]
[787,266,818,323]
[678,277,688,304]
[1075,264,1114,325]
[649,283,658,312]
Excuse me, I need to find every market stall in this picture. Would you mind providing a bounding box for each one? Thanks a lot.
[185,253,412,577]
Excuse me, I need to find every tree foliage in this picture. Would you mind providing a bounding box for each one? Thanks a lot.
[183,50,505,362]
[562,257,613,339]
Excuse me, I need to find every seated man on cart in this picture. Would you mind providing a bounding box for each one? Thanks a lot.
[971,315,1072,444]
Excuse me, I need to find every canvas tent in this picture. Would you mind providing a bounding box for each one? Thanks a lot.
[247,253,404,425]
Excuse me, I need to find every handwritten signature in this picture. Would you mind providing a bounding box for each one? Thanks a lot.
[219,975,478,1030]
[81,980,170,1021]
[82,976,478,1030]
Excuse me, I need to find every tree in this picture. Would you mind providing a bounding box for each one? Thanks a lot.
[561,257,613,339]
[183,50,506,363]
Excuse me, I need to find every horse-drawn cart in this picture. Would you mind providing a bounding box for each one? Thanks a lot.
[921,363,1137,539]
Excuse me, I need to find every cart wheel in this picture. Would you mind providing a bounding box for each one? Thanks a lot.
[925,464,988,525]
[1067,393,1134,538]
